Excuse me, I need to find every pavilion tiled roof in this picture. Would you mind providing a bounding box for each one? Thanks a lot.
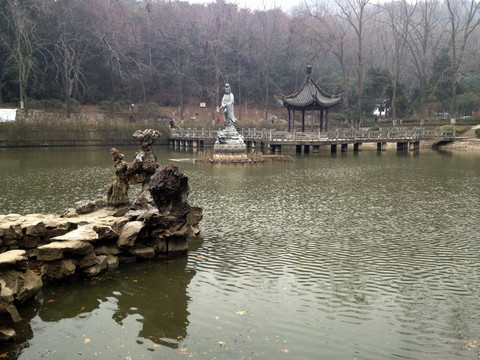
[280,67,342,109]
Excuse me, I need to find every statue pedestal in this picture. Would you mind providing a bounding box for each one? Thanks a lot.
[213,126,246,153]
[213,139,247,153]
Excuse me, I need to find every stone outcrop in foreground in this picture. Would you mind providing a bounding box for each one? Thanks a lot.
[0,162,202,342]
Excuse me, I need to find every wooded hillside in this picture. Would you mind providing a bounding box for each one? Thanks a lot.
[1,0,479,121]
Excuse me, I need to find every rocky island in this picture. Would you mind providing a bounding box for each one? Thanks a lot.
[0,129,202,342]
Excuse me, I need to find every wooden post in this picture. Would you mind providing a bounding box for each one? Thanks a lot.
[409,141,419,151]
[290,109,294,132]
[287,109,291,132]
[320,110,324,132]
[310,108,314,132]
[325,109,329,132]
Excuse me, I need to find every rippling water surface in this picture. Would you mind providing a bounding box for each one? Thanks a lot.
[1,146,479,359]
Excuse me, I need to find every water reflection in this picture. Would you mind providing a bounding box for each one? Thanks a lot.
[6,258,195,359]
[1,147,480,359]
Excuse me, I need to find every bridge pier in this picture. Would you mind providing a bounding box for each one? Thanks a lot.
[331,144,337,153]
[397,142,408,151]
[246,140,256,149]
[377,142,386,151]
[312,145,320,153]
[270,144,282,153]
[409,141,419,151]
[353,143,360,152]
[341,143,348,152]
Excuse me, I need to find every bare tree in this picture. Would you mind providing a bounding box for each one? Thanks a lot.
[334,0,374,109]
[253,7,284,119]
[378,0,417,120]
[0,0,36,115]
[299,0,355,107]
[445,0,480,117]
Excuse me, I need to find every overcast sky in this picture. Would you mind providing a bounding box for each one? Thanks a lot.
[188,0,301,12]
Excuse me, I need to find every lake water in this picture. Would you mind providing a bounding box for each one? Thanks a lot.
[1,146,480,359]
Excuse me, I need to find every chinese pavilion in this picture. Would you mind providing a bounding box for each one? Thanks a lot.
[279,66,342,132]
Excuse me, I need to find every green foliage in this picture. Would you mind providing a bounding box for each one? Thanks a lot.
[0,115,170,145]
[394,94,412,118]
[363,67,392,114]
[428,48,453,103]
[343,107,362,122]
[440,125,456,132]
[476,128,480,138]
[67,98,79,106]
[42,99,64,109]
[99,101,126,112]
[456,92,478,116]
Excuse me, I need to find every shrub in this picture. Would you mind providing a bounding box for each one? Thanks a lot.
[67,98,79,106]
[42,99,64,109]
[475,128,480,138]
[26,98,40,109]
[440,125,455,131]
[99,101,112,110]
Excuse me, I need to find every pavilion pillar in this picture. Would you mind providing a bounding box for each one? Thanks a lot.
[292,109,295,132]
[302,111,305,132]
[326,109,329,132]
[310,109,314,132]
[287,109,291,132]
[320,110,324,132]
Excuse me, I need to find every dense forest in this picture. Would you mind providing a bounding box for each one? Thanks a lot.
[0,0,479,122]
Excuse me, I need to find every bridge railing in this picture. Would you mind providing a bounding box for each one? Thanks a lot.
[170,127,455,141]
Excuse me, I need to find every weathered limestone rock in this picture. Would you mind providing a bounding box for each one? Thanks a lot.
[107,129,160,207]
[0,282,21,341]
[106,255,119,270]
[0,249,43,341]
[41,259,76,280]
[0,130,204,344]
[37,241,94,261]
[50,225,100,243]
[95,245,121,256]
[117,221,144,248]
[0,269,43,305]
[74,253,99,269]
[0,250,28,271]
[106,149,130,207]
[148,164,190,216]
[0,283,21,324]
[25,221,46,237]
[166,236,188,253]
[3,224,22,241]
[0,250,42,304]
[83,255,108,276]
[0,328,16,342]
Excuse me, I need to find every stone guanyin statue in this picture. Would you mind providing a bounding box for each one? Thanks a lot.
[220,83,237,128]
[214,83,246,153]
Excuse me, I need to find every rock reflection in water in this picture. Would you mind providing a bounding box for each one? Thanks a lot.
[7,257,194,359]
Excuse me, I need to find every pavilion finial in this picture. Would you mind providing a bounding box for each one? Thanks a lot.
[307,65,312,75]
